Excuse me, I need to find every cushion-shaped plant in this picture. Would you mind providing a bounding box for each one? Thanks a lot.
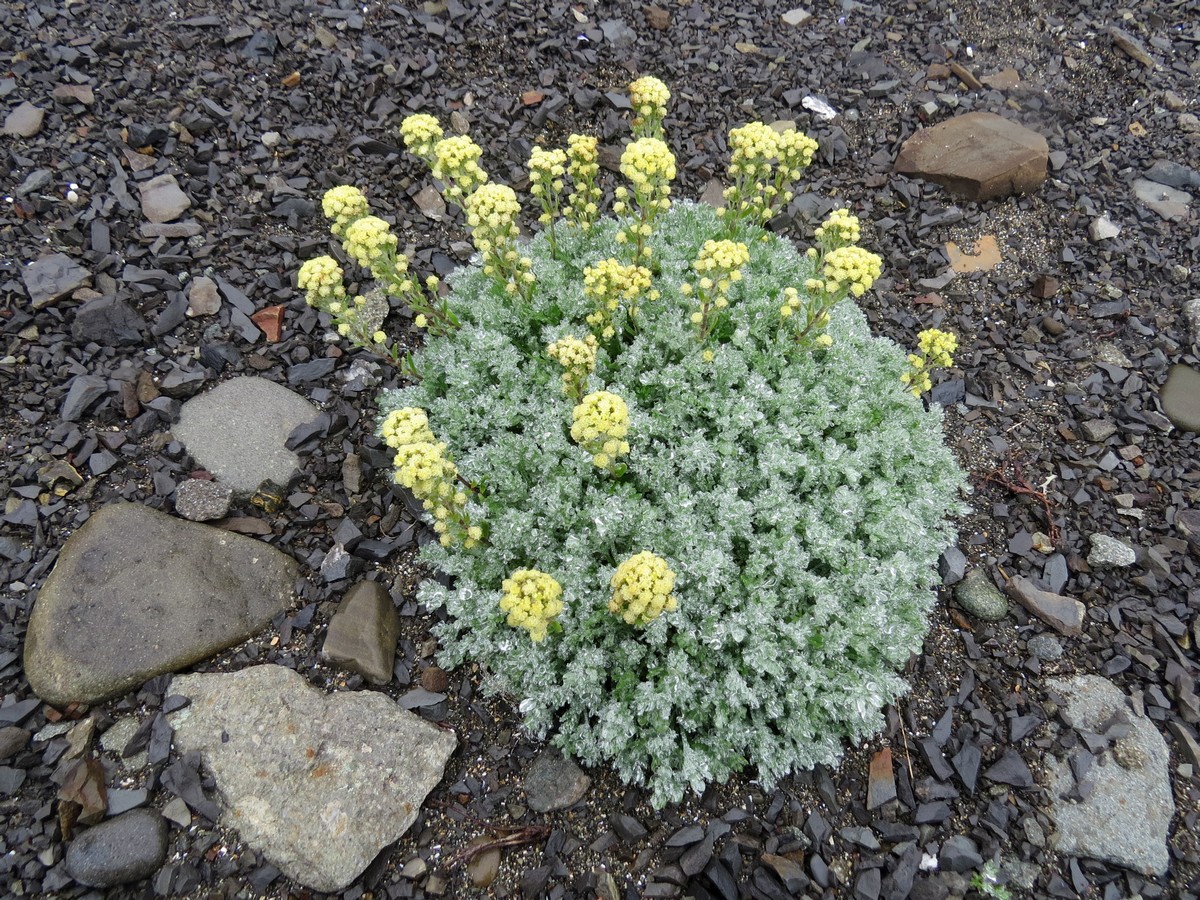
[303,78,965,807]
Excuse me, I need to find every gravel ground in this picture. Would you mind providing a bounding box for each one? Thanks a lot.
[2,0,1199,897]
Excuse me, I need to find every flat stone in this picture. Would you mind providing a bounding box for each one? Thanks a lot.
[23,502,297,707]
[0,725,30,759]
[945,235,1001,273]
[140,221,203,239]
[1183,299,1200,343]
[1132,178,1191,221]
[524,748,592,812]
[867,747,897,809]
[71,295,147,346]
[1080,419,1116,442]
[174,479,233,522]
[138,174,191,223]
[1046,676,1173,875]
[64,808,168,888]
[939,835,982,873]
[1088,216,1121,242]
[186,275,221,317]
[1086,534,1136,568]
[1144,160,1200,191]
[174,377,319,494]
[1177,508,1200,558]
[894,112,1049,201]
[61,374,109,422]
[322,581,400,684]
[1005,576,1085,636]
[1160,364,1200,433]
[52,83,94,105]
[23,252,92,309]
[953,569,1008,621]
[168,665,456,892]
[780,8,812,27]
[4,101,44,137]
[1026,634,1063,660]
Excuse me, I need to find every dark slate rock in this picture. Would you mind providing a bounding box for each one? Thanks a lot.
[23,252,91,308]
[939,835,982,873]
[983,749,1034,788]
[71,295,147,346]
[613,813,648,843]
[61,375,109,422]
[0,726,30,759]
[1145,159,1200,191]
[64,808,168,887]
[24,503,298,706]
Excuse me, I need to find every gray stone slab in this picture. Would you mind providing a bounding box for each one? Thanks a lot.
[23,503,297,706]
[322,581,399,684]
[174,377,319,493]
[1046,675,1173,875]
[169,665,456,892]
[1160,364,1200,433]
[138,173,191,223]
[22,252,91,308]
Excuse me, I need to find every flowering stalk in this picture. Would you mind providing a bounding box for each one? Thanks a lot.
[381,407,483,548]
[614,137,676,262]
[499,569,564,642]
[719,122,818,236]
[547,334,598,403]
[399,113,444,167]
[609,551,677,626]
[430,134,489,210]
[583,258,654,343]
[564,134,601,232]
[681,239,750,344]
[902,329,958,397]
[629,76,670,139]
[570,391,631,474]
[528,146,568,258]
[465,183,535,302]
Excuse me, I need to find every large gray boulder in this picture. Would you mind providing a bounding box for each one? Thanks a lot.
[1045,675,1173,875]
[169,665,457,892]
[174,377,319,494]
[24,503,297,706]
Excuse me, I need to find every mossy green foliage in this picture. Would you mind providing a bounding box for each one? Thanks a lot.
[377,200,965,807]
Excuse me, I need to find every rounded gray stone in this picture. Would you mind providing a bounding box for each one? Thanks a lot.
[1160,364,1200,434]
[174,377,319,494]
[3,101,44,137]
[23,502,298,706]
[64,808,168,887]
[1026,634,1063,661]
[321,581,400,684]
[952,569,1008,621]
[524,748,592,813]
[138,173,191,223]
[174,478,233,522]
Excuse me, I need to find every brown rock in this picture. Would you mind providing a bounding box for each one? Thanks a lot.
[465,837,501,888]
[138,174,191,223]
[948,62,982,90]
[52,84,95,105]
[867,747,897,809]
[1005,576,1085,636]
[895,112,1049,201]
[521,90,544,106]
[251,305,285,342]
[1032,274,1061,298]
[945,234,1001,273]
[982,67,1021,91]
[57,758,108,826]
[322,581,400,684]
[421,666,450,693]
[645,5,670,29]
[186,276,221,317]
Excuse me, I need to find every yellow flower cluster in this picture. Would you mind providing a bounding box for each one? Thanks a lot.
[570,391,631,471]
[682,239,750,341]
[815,208,861,248]
[615,137,676,258]
[529,146,567,226]
[431,135,489,205]
[399,113,443,163]
[609,551,677,626]
[381,407,481,548]
[547,333,598,401]
[499,569,564,642]
[465,184,534,296]
[629,75,670,138]
[342,215,398,278]
[321,185,370,237]
[297,256,346,306]
[583,258,654,340]
[902,329,958,397]
[719,123,818,232]
[805,246,882,299]
[565,134,601,231]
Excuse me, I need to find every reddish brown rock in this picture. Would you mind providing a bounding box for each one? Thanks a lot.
[895,112,1049,201]
[1005,576,1085,636]
[867,747,897,809]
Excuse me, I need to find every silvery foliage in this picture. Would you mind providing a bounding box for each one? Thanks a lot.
[377,201,966,807]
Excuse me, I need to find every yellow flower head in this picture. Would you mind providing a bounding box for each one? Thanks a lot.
[820,246,882,298]
[609,551,678,626]
[431,135,489,202]
[499,569,564,642]
[321,185,370,237]
[570,391,631,470]
[728,122,779,180]
[464,183,521,253]
[565,134,602,230]
[547,334,598,398]
[400,113,444,161]
[583,259,653,336]
[380,407,435,449]
[297,256,346,306]
[917,328,958,368]
[620,137,677,189]
[815,208,861,248]
[342,216,398,278]
[629,76,671,137]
